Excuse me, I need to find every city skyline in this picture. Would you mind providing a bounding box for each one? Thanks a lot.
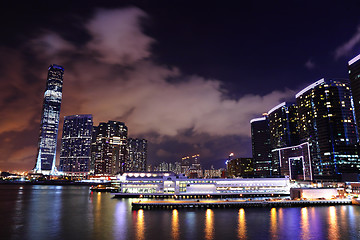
[1,1,360,171]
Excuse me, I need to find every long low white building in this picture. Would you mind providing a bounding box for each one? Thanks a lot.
[112,172,290,197]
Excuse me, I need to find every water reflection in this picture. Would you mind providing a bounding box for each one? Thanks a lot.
[113,201,127,239]
[300,207,309,240]
[205,209,214,240]
[2,186,360,240]
[94,192,102,236]
[238,208,247,240]
[328,206,339,240]
[27,186,62,239]
[136,209,145,240]
[171,209,179,240]
[270,208,277,240]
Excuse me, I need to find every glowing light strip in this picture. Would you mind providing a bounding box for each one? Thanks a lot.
[271,142,309,152]
[348,53,360,66]
[250,117,266,124]
[295,78,325,98]
[268,102,286,115]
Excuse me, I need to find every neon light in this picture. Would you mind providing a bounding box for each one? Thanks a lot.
[295,79,325,98]
[268,102,286,115]
[348,53,360,66]
[250,117,266,124]
[272,142,309,152]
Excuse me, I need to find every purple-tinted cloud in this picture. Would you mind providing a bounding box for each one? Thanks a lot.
[335,26,360,59]
[305,59,315,70]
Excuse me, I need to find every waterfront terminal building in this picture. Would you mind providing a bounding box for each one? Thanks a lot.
[112,172,290,198]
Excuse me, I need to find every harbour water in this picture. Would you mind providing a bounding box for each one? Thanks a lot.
[1,185,360,240]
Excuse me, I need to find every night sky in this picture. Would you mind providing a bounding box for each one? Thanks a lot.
[1,0,360,171]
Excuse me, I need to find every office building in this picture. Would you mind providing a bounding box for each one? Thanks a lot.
[59,115,93,177]
[33,64,64,174]
[250,116,272,177]
[91,121,128,175]
[125,138,147,172]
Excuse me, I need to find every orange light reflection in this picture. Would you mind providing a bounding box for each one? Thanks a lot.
[270,208,277,240]
[238,208,247,240]
[136,209,145,240]
[300,207,309,240]
[171,209,179,240]
[328,206,339,240]
[205,209,214,240]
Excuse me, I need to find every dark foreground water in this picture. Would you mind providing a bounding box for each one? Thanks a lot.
[1,185,360,240]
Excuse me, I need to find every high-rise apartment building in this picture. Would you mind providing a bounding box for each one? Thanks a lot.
[250,116,272,177]
[296,78,359,179]
[91,121,128,175]
[59,115,93,176]
[34,64,64,174]
[125,138,147,172]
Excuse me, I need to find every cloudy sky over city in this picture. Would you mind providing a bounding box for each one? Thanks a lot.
[1,0,360,171]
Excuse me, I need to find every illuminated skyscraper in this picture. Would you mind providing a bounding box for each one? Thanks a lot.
[296,78,359,179]
[59,115,93,177]
[91,121,128,175]
[268,102,299,149]
[250,116,272,177]
[267,102,299,176]
[125,138,147,172]
[348,54,360,138]
[33,64,64,174]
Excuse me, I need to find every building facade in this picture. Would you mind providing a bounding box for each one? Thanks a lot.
[125,138,147,172]
[34,64,64,174]
[226,158,253,178]
[59,115,93,176]
[114,172,290,196]
[250,116,272,177]
[272,142,312,181]
[267,102,299,176]
[91,121,128,175]
[296,78,359,179]
[348,54,360,138]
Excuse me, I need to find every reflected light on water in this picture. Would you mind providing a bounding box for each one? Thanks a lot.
[328,206,339,240]
[270,208,277,240]
[205,209,214,240]
[136,209,145,240]
[238,208,247,240]
[300,207,309,240]
[171,209,179,240]
[340,206,347,231]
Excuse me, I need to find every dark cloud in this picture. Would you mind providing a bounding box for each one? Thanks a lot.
[0,7,294,171]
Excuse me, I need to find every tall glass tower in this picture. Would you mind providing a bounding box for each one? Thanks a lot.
[34,64,64,174]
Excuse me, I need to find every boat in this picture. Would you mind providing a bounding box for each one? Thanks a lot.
[90,184,118,193]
